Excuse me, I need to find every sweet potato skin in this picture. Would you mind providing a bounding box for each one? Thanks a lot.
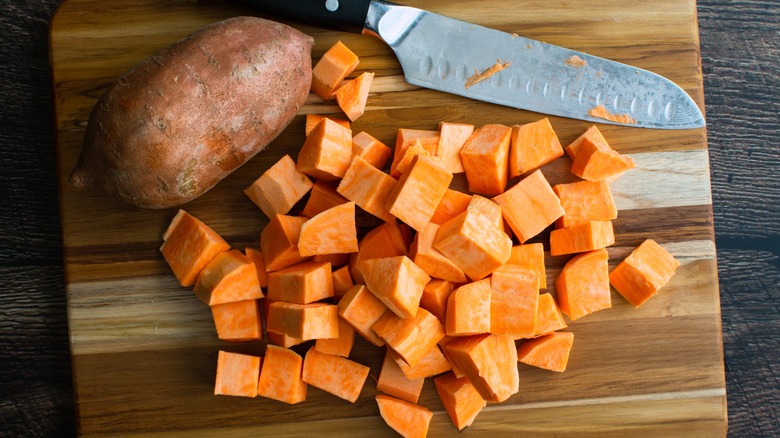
[70,17,314,208]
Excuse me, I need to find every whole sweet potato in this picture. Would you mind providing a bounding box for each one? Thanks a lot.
[69,17,313,208]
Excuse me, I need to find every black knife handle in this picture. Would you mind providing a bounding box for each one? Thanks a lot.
[230,0,373,34]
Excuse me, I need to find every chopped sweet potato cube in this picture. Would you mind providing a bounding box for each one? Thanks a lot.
[260,214,309,272]
[517,331,574,372]
[311,40,359,100]
[335,71,374,121]
[549,220,615,256]
[394,345,452,379]
[331,264,354,299]
[431,188,472,225]
[570,136,635,181]
[193,249,263,306]
[442,333,519,403]
[553,179,618,229]
[437,121,474,173]
[305,114,350,136]
[390,128,440,178]
[609,239,680,307]
[267,261,334,304]
[337,284,388,346]
[507,243,547,289]
[418,279,455,324]
[385,154,453,232]
[349,221,409,284]
[302,180,348,219]
[266,302,339,341]
[377,349,424,404]
[352,131,392,170]
[533,293,568,336]
[490,264,539,339]
[312,252,350,268]
[244,248,268,288]
[372,307,445,367]
[376,394,432,438]
[446,279,492,336]
[393,139,436,177]
[315,317,355,357]
[337,155,397,223]
[362,255,430,319]
[215,351,261,398]
[508,118,563,177]
[211,299,263,342]
[160,209,230,287]
[262,299,305,348]
[297,117,353,181]
[460,124,512,196]
[565,125,608,160]
[410,223,468,283]
[493,169,564,243]
[302,347,369,403]
[556,248,611,320]
[438,336,466,379]
[434,372,486,431]
[244,154,313,219]
[434,208,512,281]
[298,202,358,257]
[256,345,307,404]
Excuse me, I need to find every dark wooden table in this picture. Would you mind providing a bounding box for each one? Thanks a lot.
[1,0,777,436]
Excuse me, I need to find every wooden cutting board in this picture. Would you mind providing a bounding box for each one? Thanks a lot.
[49,0,726,435]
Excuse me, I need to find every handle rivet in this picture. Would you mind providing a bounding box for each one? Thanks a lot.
[325,0,339,12]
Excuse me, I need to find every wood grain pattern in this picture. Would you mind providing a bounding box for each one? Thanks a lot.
[46,0,727,435]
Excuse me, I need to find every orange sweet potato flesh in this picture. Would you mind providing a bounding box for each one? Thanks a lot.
[260,214,310,272]
[362,255,430,319]
[493,169,564,243]
[337,284,388,347]
[302,347,369,403]
[533,293,568,336]
[349,221,408,284]
[244,154,313,219]
[71,17,313,208]
[517,331,574,372]
[297,117,353,181]
[490,264,539,339]
[215,350,261,398]
[377,349,425,404]
[337,155,397,224]
[554,180,618,229]
[460,124,512,196]
[431,188,472,225]
[437,122,474,173]
[244,247,268,288]
[556,249,611,320]
[434,208,512,281]
[311,40,359,100]
[376,394,433,438]
[305,114,350,136]
[509,117,563,178]
[570,136,636,181]
[372,307,445,367]
[266,261,334,304]
[394,345,452,379]
[298,202,358,256]
[266,302,339,341]
[565,125,608,160]
[335,72,374,121]
[331,264,355,299]
[391,129,440,178]
[434,372,486,431]
[446,279,492,336]
[443,333,519,402]
[549,220,615,256]
[385,155,453,232]
[160,209,230,287]
[609,239,680,307]
[193,249,263,306]
[302,180,349,219]
[351,131,392,170]
[508,243,547,289]
[418,279,454,324]
[315,317,355,357]
[211,299,263,342]
[256,345,307,404]
[409,223,468,283]
[262,299,305,348]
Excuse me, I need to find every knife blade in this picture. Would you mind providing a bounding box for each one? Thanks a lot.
[232,0,705,129]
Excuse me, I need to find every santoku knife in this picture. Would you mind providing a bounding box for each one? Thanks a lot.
[231,0,706,129]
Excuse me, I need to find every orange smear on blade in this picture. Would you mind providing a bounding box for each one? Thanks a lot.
[464,60,512,89]
[588,105,637,125]
[564,55,587,68]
